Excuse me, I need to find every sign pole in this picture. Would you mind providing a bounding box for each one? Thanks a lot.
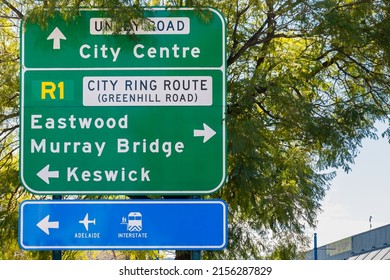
[191,250,201,260]
[191,195,201,260]
[52,195,62,260]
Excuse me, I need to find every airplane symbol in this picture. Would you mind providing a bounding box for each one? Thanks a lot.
[79,213,96,231]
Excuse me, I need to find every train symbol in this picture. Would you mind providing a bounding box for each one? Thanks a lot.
[121,212,142,232]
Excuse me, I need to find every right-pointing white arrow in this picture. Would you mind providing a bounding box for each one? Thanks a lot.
[37,164,59,184]
[36,215,59,235]
[194,123,216,143]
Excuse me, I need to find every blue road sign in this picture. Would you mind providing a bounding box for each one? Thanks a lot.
[19,200,228,250]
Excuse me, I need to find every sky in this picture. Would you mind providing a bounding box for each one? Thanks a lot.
[308,121,390,247]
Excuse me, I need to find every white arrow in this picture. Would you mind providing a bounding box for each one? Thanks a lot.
[37,215,59,235]
[47,27,66,50]
[37,164,59,184]
[194,123,216,143]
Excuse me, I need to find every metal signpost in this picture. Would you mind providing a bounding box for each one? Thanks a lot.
[19,200,228,250]
[20,8,226,195]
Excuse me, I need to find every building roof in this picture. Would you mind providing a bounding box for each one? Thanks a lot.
[306,223,390,260]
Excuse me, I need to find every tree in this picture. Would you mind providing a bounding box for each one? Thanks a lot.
[0,1,24,259]
[0,0,389,259]
[207,0,389,259]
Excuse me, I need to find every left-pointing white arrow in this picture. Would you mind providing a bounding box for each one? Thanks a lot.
[37,164,59,184]
[47,27,66,50]
[37,215,59,235]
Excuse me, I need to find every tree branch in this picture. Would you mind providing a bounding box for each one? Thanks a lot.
[228,18,269,66]
[2,0,24,19]
[228,2,252,64]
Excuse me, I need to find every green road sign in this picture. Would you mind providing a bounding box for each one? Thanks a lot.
[20,8,227,195]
